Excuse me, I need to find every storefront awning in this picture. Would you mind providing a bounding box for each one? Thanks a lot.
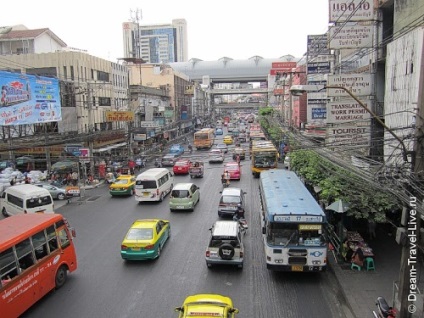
[93,142,127,153]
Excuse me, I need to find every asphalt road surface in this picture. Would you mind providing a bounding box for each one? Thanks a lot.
[18,134,351,318]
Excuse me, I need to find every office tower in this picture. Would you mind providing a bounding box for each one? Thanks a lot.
[122,19,188,63]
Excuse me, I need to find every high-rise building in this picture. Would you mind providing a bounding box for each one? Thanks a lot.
[122,19,188,63]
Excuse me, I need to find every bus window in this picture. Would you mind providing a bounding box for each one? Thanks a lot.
[32,230,48,260]
[46,225,58,252]
[0,248,19,282]
[16,239,35,271]
[58,228,70,249]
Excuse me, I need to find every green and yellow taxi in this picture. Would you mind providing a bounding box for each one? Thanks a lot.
[175,294,239,317]
[223,135,234,145]
[120,219,171,260]
[109,175,136,196]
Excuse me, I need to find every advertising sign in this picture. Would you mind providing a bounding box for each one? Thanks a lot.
[307,62,331,74]
[105,111,134,122]
[79,148,90,163]
[326,101,371,124]
[311,107,327,119]
[133,134,147,141]
[271,62,297,70]
[307,34,330,56]
[329,0,374,22]
[274,215,323,223]
[326,125,370,147]
[329,25,373,49]
[0,71,61,126]
[327,73,373,97]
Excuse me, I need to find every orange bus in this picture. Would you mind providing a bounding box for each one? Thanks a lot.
[0,214,77,318]
[194,128,215,150]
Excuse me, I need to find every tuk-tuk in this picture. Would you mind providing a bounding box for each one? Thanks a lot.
[189,161,204,178]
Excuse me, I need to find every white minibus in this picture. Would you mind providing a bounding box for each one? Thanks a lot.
[135,168,174,202]
[0,184,55,217]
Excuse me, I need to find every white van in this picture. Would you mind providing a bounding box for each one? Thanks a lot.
[135,168,174,202]
[0,184,55,217]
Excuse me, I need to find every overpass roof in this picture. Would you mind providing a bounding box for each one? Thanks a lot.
[169,55,300,83]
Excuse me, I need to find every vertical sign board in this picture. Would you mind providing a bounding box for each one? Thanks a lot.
[307,34,330,57]
[327,74,373,97]
[0,70,62,125]
[79,148,90,163]
[329,0,374,22]
[329,25,373,49]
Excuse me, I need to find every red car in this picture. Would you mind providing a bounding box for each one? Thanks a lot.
[224,162,241,180]
[173,159,191,175]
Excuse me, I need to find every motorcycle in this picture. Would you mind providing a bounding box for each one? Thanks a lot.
[233,214,248,232]
[373,297,396,318]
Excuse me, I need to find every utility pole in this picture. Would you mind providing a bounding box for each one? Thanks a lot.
[87,82,95,178]
[288,72,293,130]
[44,123,51,172]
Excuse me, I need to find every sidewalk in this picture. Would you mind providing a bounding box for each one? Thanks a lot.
[328,226,402,317]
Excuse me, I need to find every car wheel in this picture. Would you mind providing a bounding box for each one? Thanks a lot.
[2,207,8,217]
[55,265,68,289]
[57,193,66,200]
[159,193,164,202]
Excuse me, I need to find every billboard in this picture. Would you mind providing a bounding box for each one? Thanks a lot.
[329,0,374,23]
[326,101,371,124]
[326,125,370,147]
[0,71,61,126]
[329,25,373,49]
[327,73,373,97]
[307,62,331,74]
[307,34,330,56]
[105,111,134,122]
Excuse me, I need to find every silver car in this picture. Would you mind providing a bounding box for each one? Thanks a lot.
[35,183,69,200]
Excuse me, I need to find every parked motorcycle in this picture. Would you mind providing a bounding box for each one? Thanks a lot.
[373,297,396,318]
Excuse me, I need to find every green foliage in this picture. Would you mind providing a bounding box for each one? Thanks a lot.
[289,150,397,222]
[258,107,274,116]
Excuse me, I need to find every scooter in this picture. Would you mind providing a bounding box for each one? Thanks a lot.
[373,297,396,318]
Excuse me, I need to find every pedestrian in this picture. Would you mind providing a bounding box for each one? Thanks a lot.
[368,217,377,240]
[71,171,78,186]
[351,247,365,267]
[10,176,16,186]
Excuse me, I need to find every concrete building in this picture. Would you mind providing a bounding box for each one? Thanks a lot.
[122,19,188,63]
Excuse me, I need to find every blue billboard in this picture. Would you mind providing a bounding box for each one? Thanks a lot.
[0,71,62,125]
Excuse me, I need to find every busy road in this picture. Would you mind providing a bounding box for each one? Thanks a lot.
[15,130,350,318]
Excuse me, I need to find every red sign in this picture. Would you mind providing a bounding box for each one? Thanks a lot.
[271,62,296,69]
[273,89,285,95]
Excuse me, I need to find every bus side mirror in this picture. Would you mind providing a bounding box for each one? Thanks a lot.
[262,227,266,235]
[174,307,183,312]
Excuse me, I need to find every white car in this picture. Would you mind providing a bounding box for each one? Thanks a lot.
[208,149,225,163]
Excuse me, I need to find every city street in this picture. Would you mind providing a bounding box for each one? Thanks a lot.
[7,133,351,318]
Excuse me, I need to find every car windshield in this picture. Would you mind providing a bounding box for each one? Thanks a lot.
[26,195,52,209]
[115,179,129,184]
[171,190,189,198]
[220,195,240,204]
[126,228,153,240]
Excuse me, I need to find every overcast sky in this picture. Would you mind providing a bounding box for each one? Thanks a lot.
[1,0,329,62]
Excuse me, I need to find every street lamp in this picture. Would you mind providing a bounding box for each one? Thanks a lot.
[289,84,411,163]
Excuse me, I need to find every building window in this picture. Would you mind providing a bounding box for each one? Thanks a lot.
[70,66,74,81]
[63,66,67,80]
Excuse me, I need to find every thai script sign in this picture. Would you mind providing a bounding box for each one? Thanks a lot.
[307,34,330,56]
[329,0,374,22]
[307,62,331,74]
[326,125,370,146]
[271,62,297,70]
[274,215,323,223]
[329,25,373,49]
[327,73,373,96]
[312,107,327,119]
[0,71,62,125]
[326,101,371,123]
[105,111,134,122]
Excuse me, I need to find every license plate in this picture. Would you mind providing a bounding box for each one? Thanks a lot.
[292,265,303,272]
[178,167,182,170]
[132,247,141,251]
[177,206,184,209]
[36,210,45,214]
[143,192,149,197]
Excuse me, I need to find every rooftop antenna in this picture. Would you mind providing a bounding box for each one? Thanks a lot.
[130,8,142,59]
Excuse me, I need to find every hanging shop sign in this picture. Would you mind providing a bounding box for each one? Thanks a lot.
[329,24,373,49]
[327,73,373,97]
[329,0,374,23]
[105,111,134,122]
[307,34,330,57]
[326,125,370,147]
[326,101,371,124]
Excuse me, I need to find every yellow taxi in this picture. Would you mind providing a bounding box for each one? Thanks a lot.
[120,219,170,260]
[175,294,239,317]
[109,175,136,196]
[223,135,234,145]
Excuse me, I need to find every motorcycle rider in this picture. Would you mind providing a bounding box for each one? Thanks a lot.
[188,144,193,153]
[221,170,231,187]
